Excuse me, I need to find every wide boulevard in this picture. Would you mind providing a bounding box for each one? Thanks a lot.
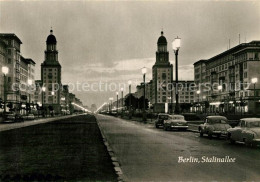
[96,114,260,181]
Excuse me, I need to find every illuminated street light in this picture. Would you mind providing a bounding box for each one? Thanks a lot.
[142,67,147,122]
[116,92,119,115]
[172,37,181,114]
[218,85,223,90]
[2,66,9,115]
[252,77,258,115]
[128,80,132,119]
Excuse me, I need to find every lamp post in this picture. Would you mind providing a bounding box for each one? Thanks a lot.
[116,92,119,115]
[203,95,207,114]
[252,77,258,115]
[142,67,147,122]
[109,97,113,113]
[172,37,181,114]
[196,90,201,113]
[121,88,124,117]
[218,85,222,113]
[42,86,46,117]
[2,66,9,115]
[28,79,33,114]
[51,91,54,116]
[128,80,132,119]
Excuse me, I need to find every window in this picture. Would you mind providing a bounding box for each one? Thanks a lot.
[244,62,247,69]
[244,72,247,78]
[255,53,259,60]
[162,73,166,80]
[8,58,12,64]
[8,49,11,55]
[162,96,166,102]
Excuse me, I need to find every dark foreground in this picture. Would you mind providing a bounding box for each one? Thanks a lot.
[0,114,117,181]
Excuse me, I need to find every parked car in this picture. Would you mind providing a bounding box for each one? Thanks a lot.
[164,115,188,131]
[14,114,24,123]
[3,113,16,123]
[5,113,15,120]
[27,114,35,120]
[227,118,260,147]
[155,113,169,128]
[199,116,231,138]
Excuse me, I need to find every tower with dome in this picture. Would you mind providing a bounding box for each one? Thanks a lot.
[151,31,173,112]
[41,29,62,114]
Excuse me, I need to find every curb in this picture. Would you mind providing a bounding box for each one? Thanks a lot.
[187,129,199,133]
[96,119,125,182]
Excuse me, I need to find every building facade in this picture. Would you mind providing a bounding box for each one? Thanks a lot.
[41,30,62,114]
[194,41,260,114]
[0,34,22,109]
[0,39,7,100]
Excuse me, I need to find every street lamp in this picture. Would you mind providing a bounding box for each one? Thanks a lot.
[196,90,201,113]
[116,92,119,115]
[121,88,124,116]
[51,91,54,114]
[28,79,33,114]
[2,66,9,115]
[218,85,223,113]
[142,67,147,122]
[252,77,258,115]
[109,97,113,113]
[41,86,46,117]
[172,36,181,114]
[128,80,132,119]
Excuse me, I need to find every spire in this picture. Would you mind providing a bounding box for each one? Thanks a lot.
[50,28,53,35]
[161,31,164,36]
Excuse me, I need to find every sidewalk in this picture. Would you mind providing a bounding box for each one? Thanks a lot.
[0,114,81,132]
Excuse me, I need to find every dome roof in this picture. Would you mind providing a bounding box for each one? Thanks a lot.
[46,29,57,44]
[157,31,167,44]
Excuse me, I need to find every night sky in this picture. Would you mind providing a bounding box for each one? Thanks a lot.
[1,1,260,107]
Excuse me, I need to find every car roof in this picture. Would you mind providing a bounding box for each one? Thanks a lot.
[206,116,227,120]
[170,115,184,117]
[240,118,260,122]
[158,113,169,116]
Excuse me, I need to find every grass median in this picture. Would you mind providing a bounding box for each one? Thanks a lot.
[0,114,117,181]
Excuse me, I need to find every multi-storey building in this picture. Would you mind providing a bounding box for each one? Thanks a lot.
[151,31,173,112]
[20,57,36,107]
[0,39,7,100]
[194,41,260,114]
[60,85,69,114]
[0,34,22,108]
[34,80,42,105]
[173,81,195,104]
[41,29,62,114]
[20,56,29,105]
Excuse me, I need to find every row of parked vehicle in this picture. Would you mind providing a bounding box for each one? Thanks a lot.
[155,113,260,147]
[4,113,35,123]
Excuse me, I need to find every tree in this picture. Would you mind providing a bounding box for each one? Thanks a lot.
[138,96,149,110]
[180,103,192,113]
[124,94,138,110]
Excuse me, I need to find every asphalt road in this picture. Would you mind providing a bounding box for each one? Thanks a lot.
[96,114,260,182]
[0,114,117,181]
